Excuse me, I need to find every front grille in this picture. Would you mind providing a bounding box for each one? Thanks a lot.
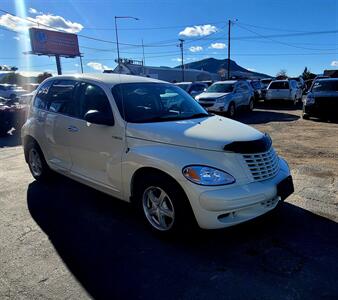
[200,103,214,108]
[199,98,216,102]
[243,148,279,181]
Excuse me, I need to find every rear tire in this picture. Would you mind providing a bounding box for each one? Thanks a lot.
[134,173,197,236]
[302,113,310,120]
[26,141,54,181]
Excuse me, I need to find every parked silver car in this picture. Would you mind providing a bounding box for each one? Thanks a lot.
[265,80,302,104]
[175,82,208,98]
[195,80,255,117]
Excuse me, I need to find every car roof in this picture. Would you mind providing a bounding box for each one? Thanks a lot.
[176,82,192,84]
[45,73,168,85]
[213,80,237,84]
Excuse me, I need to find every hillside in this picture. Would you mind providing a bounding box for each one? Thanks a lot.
[176,58,271,79]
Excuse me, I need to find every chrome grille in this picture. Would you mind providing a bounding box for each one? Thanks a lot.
[243,148,279,181]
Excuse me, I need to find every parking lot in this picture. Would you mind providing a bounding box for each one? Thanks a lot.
[0,103,337,300]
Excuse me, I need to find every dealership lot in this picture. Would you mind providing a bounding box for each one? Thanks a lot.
[0,104,337,299]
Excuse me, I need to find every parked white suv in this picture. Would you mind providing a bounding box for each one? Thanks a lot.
[195,80,255,117]
[265,80,302,104]
[22,74,294,234]
[0,84,27,100]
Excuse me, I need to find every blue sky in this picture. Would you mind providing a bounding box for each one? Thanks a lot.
[0,0,337,77]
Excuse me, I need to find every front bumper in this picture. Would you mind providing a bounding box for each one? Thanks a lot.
[189,158,293,229]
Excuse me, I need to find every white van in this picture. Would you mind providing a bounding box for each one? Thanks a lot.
[22,74,294,234]
[265,80,302,104]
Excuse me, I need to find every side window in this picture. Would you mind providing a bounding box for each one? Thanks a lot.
[78,83,113,119]
[33,80,53,110]
[0,86,4,91]
[48,80,78,117]
[196,84,206,91]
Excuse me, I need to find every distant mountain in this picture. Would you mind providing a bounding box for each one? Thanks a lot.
[176,58,271,79]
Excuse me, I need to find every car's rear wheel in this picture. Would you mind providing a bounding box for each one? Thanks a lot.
[135,173,196,235]
[228,102,236,118]
[26,141,53,181]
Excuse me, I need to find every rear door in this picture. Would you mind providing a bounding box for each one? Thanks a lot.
[44,79,78,172]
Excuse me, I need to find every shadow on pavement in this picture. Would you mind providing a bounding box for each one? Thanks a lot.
[27,177,338,300]
[255,100,303,111]
[236,110,300,125]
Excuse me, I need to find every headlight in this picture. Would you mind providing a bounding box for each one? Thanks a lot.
[182,165,235,186]
[305,93,315,104]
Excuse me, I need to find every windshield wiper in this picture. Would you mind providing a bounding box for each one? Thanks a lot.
[189,113,211,119]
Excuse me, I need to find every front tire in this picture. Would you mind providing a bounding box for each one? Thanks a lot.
[248,98,254,111]
[26,141,53,181]
[135,173,196,235]
[227,102,236,118]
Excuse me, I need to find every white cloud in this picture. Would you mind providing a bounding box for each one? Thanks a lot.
[209,43,226,49]
[189,46,203,53]
[331,61,338,67]
[28,8,42,15]
[13,36,20,41]
[87,62,109,71]
[179,24,217,37]
[171,58,182,62]
[0,13,83,33]
[247,68,256,72]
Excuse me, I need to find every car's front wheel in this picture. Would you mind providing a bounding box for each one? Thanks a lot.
[248,98,254,111]
[227,102,236,118]
[135,173,196,235]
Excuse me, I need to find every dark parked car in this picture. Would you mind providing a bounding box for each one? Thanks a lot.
[260,78,274,99]
[303,78,338,120]
[248,80,263,101]
[175,82,208,98]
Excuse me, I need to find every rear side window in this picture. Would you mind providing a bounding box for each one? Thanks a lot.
[33,80,53,110]
[48,80,78,116]
[269,81,289,89]
[78,83,113,119]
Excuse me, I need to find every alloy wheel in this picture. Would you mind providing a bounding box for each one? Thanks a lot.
[28,148,42,177]
[142,186,175,231]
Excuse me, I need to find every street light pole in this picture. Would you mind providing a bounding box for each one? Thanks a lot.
[114,17,120,72]
[114,16,139,73]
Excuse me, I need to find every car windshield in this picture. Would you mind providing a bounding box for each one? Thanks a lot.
[312,80,338,92]
[176,83,190,91]
[206,83,234,93]
[111,83,209,123]
[269,81,289,89]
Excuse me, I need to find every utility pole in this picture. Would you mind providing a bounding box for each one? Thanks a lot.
[142,39,145,75]
[227,19,237,80]
[179,39,184,82]
[79,55,84,73]
[55,55,62,75]
[227,20,231,80]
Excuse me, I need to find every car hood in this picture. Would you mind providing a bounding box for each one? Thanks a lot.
[126,115,263,151]
[196,92,230,100]
[313,91,338,97]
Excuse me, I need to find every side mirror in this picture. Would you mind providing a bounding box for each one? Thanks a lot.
[84,110,114,126]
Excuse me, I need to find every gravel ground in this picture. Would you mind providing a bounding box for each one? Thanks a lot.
[0,103,337,300]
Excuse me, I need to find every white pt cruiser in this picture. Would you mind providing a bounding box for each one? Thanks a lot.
[22,74,294,234]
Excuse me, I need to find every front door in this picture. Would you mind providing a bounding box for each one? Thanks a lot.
[67,82,124,196]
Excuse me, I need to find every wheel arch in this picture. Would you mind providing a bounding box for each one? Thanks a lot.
[130,166,187,204]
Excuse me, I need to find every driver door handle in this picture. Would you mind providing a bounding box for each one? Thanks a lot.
[67,125,79,132]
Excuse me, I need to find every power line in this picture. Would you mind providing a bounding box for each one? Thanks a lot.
[236,23,338,51]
